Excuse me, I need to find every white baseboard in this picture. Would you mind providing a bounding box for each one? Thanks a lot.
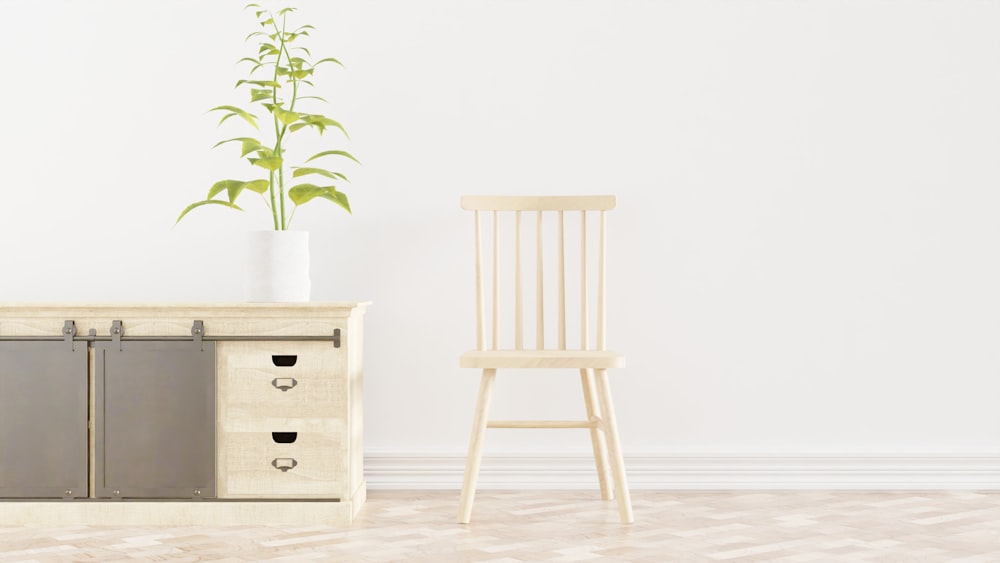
[364,452,1000,490]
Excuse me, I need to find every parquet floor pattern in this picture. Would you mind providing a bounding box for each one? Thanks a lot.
[2,491,1000,562]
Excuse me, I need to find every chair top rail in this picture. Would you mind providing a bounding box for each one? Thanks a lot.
[461,195,616,212]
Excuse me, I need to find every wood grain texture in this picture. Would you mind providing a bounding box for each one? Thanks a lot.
[581,368,612,500]
[217,432,346,499]
[347,313,366,507]
[1,302,369,524]
[595,368,633,523]
[4,491,1000,560]
[458,196,630,523]
[461,195,617,211]
[217,341,347,431]
[0,302,370,337]
[460,349,625,369]
[0,498,357,526]
[458,369,496,524]
[487,420,597,428]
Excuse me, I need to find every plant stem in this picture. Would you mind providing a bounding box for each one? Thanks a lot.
[268,170,278,229]
[270,11,285,231]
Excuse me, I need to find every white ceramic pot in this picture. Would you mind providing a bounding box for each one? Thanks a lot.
[246,230,311,302]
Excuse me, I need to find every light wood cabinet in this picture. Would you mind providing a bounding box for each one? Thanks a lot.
[0,302,369,525]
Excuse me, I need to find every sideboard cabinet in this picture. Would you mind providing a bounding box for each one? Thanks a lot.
[0,302,368,525]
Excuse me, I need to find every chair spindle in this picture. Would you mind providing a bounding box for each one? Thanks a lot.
[536,210,544,349]
[515,210,523,350]
[475,210,485,350]
[558,210,566,350]
[492,211,499,350]
[581,210,588,351]
[598,210,606,351]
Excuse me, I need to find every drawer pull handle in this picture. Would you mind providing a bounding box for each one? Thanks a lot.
[272,432,298,444]
[271,377,298,391]
[272,458,298,472]
[272,355,298,367]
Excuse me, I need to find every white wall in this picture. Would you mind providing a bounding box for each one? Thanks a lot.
[3,0,1000,474]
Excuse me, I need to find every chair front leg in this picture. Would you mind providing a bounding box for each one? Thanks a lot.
[594,368,634,524]
[458,368,497,524]
[581,368,612,500]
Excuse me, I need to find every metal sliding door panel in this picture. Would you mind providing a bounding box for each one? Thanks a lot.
[0,342,89,498]
[95,341,216,499]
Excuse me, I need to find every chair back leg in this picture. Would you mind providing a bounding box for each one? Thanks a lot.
[458,368,497,524]
[580,368,612,500]
[594,368,634,524]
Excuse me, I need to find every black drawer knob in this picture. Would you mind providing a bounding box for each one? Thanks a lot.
[272,432,298,444]
[272,355,298,367]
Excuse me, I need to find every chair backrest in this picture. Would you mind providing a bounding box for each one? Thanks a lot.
[461,195,617,352]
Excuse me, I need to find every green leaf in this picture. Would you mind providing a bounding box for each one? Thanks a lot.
[207,179,245,200]
[288,183,325,205]
[290,69,313,79]
[253,156,283,171]
[288,185,351,212]
[306,150,361,165]
[278,7,297,15]
[208,105,258,129]
[324,190,351,214]
[288,123,308,132]
[244,31,266,42]
[291,46,311,57]
[176,199,244,224]
[314,57,344,68]
[244,179,270,194]
[300,114,349,138]
[237,57,260,66]
[273,107,301,125]
[294,25,316,32]
[236,79,281,89]
[212,137,263,157]
[289,186,351,214]
[241,139,263,157]
[291,167,340,180]
[250,88,272,102]
[260,17,274,26]
[297,95,328,103]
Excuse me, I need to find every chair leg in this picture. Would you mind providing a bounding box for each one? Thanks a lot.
[594,368,634,524]
[580,368,612,500]
[458,368,497,524]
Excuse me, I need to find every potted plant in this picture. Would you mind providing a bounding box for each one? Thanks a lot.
[177,3,359,302]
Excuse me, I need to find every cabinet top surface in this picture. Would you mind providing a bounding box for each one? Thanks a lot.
[0,302,371,314]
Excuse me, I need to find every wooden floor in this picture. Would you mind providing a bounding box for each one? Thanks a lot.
[2,491,1000,561]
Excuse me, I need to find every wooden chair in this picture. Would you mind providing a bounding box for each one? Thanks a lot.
[457,195,633,524]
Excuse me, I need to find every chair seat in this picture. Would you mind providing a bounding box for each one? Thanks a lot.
[460,350,625,369]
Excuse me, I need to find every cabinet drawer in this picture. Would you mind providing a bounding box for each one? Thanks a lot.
[218,341,347,431]
[219,340,345,374]
[218,432,346,498]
